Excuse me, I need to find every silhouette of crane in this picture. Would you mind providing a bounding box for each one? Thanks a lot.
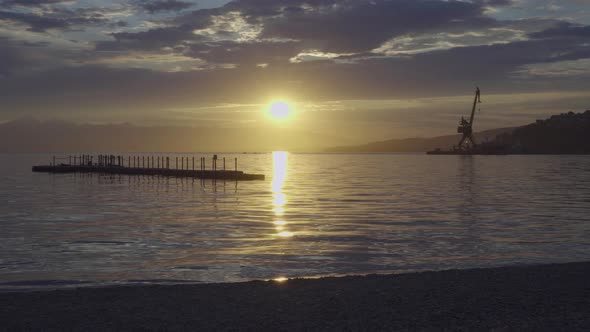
[457,87,482,150]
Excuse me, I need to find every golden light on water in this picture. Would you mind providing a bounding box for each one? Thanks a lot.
[266,100,294,122]
[273,277,288,282]
[272,151,294,238]
[272,151,288,193]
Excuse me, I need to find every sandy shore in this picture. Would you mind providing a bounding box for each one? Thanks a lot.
[1,262,589,331]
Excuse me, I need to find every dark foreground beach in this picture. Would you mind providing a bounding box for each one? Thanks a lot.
[1,262,589,331]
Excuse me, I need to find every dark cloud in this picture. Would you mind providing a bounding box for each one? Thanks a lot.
[96,25,204,52]
[184,40,302,64]
[0,0,70,7]
[530,22,590,39]
[256,0,500,53]
[0,10,68,32]
[93,0,508,64]
[139,0,194,14]
[0,7,111,32]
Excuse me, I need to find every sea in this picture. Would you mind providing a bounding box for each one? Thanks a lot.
[1,152,589,291]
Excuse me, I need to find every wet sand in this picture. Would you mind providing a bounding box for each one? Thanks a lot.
[1,262,589,331]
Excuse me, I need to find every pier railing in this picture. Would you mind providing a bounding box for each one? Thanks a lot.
[51,154,239,172]
[36,154,263,181]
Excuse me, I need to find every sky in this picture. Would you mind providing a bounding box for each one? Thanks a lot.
[1,0,589,144]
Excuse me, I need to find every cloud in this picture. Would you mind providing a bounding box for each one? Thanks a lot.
[0,10,71,32]
[97,25,203,52]
[138,0,194,14]
[0,6,117,32]
[0,0,73,7]
[0,0,589,130]
[184,40,302,64]
[530,22,590,39]
[257,0,503,53]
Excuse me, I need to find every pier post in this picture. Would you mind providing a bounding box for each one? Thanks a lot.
[223,157,226,171]
[175,157,177,169]
[235,158,237,172]
[192,157,194,170]
[181,157,184,170]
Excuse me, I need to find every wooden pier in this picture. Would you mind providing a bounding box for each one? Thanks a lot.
[32,155,265,181]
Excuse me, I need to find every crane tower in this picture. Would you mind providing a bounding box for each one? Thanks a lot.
[457,87,482,150]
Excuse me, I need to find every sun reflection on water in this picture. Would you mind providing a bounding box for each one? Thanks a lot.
[272,151,293,238]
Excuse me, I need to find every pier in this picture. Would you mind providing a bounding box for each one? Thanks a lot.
[32,155,265,181]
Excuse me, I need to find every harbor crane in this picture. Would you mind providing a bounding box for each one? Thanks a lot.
[457,87,482,150]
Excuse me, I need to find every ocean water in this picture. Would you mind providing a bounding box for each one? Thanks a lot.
[1,153,590,291]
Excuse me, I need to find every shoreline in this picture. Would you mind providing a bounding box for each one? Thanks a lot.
[1,262,589,331]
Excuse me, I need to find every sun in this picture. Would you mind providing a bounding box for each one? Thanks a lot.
[266,100,294,121]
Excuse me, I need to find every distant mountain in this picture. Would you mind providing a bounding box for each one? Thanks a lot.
[0,119,349,153]
[493,110,590,154]
[326,110,590,154]
[326,127,515,153]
